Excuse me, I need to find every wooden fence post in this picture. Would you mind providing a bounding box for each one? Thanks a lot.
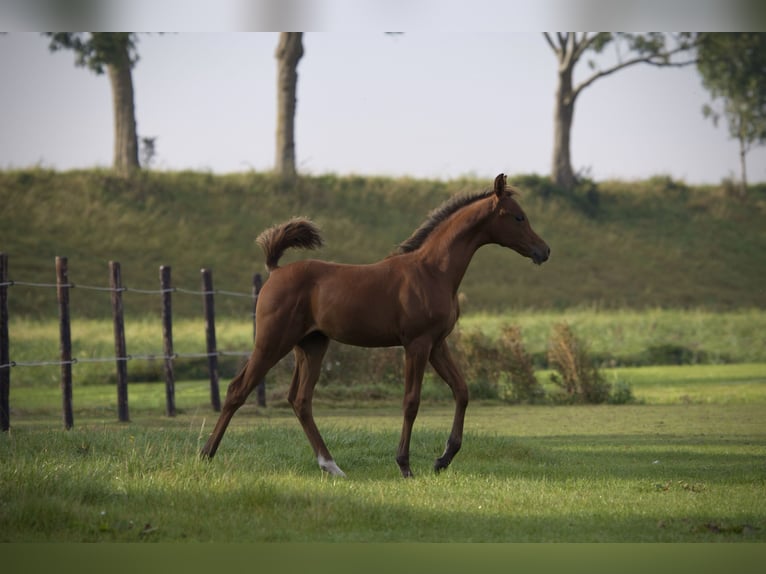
[0,253,10,432]
[56,256,74,430]
[253,272,266,407]
[201,268,221,412]
[109,261,129,423]
[160,265,176,417]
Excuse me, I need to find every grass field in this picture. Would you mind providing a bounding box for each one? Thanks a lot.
[2,363,764,542]
[2,169,765,545]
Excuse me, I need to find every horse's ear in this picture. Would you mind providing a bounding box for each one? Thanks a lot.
[493,173,507,197]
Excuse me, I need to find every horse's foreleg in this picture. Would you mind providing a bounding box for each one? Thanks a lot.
[429,340,469,473]
[396,339,431,478]
[200,349,274,459]
[289,333,346,477]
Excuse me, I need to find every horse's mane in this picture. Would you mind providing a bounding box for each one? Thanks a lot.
[393,189,495,255]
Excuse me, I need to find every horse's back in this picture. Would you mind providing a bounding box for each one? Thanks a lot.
[256,257,459,349]
[254,259,402,347]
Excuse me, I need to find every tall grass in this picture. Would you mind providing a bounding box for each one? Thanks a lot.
[5,309,765,395]
[547,322,611,403]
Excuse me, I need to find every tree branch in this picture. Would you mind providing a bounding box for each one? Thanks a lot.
[573,49,695,98]
[543,32,559,55]
[571,32,594,62]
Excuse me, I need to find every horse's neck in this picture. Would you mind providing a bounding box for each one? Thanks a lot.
[418,202,491,290]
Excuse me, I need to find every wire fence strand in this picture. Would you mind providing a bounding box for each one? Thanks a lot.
[0,274,254,370]
[2,280,252,298]
[0,350,251,371]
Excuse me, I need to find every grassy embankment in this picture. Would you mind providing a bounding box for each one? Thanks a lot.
[2,169,765,317]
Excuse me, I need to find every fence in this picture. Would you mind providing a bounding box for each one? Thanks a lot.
[0,252,264,431]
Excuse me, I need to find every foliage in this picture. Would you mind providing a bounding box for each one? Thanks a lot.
[497,325,546,403]
[45,34,141,175]
[547,322,612,404]
[447,326,544,402]
[140,137,157,169]
[509,172,600,216]
[447,329,503,400]
[544,33,697,190]
[696,33,766,195]
[584,33,696,66]
[46,33,139,73]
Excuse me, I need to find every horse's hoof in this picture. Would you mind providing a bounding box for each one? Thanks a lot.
[398,463,415,478]
[318,455,347,478]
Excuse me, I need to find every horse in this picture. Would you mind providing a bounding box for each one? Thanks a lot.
[200,173,550,478]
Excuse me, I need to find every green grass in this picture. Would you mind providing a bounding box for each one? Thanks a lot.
[604,363,766,405]
[2,403,764,542]
[2,363,765,542]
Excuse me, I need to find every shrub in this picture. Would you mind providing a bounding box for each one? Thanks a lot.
[319,345,404,387]
[641,344,709,366]
[547,322,611,404]
[498,325,546,403]
[449,325,546,403]
[450,329,503,400]
[607,380,637,405]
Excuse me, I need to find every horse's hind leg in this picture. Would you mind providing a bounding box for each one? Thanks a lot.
[289,332,346,477]
[200,347,280,459]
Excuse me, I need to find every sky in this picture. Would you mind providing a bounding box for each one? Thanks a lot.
[1,31,765,185]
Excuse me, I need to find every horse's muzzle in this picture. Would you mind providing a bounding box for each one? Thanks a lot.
[532,245,551,265]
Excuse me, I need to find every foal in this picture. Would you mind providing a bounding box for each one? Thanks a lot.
[200,174,550,477]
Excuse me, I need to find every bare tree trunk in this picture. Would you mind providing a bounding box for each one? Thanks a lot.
[552,66,577,191]
[738,133,748,200]
[107,35,139,176]
[275,33,304,181]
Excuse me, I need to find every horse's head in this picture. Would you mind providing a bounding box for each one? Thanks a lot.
[488,174,550,265]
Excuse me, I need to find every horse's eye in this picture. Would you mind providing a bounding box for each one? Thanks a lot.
[515,214,525,222]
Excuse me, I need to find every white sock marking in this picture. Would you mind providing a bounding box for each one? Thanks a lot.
[317,454,347,478]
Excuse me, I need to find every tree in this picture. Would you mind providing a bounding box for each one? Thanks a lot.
[47,33,140,176]
[544,33,696,191]
[697,33,766,198]
[274,32,304,181]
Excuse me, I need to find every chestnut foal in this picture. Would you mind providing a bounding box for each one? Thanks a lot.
[200,174,550,477]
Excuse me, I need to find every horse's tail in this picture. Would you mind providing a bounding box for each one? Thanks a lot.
[256,217,323,271]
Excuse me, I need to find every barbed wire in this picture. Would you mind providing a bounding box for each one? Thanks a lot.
[0,280,252,298]
[0,275,256,373]
[0,350,251,370]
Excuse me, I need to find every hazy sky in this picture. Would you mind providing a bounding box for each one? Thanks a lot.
[1,31,764,184]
